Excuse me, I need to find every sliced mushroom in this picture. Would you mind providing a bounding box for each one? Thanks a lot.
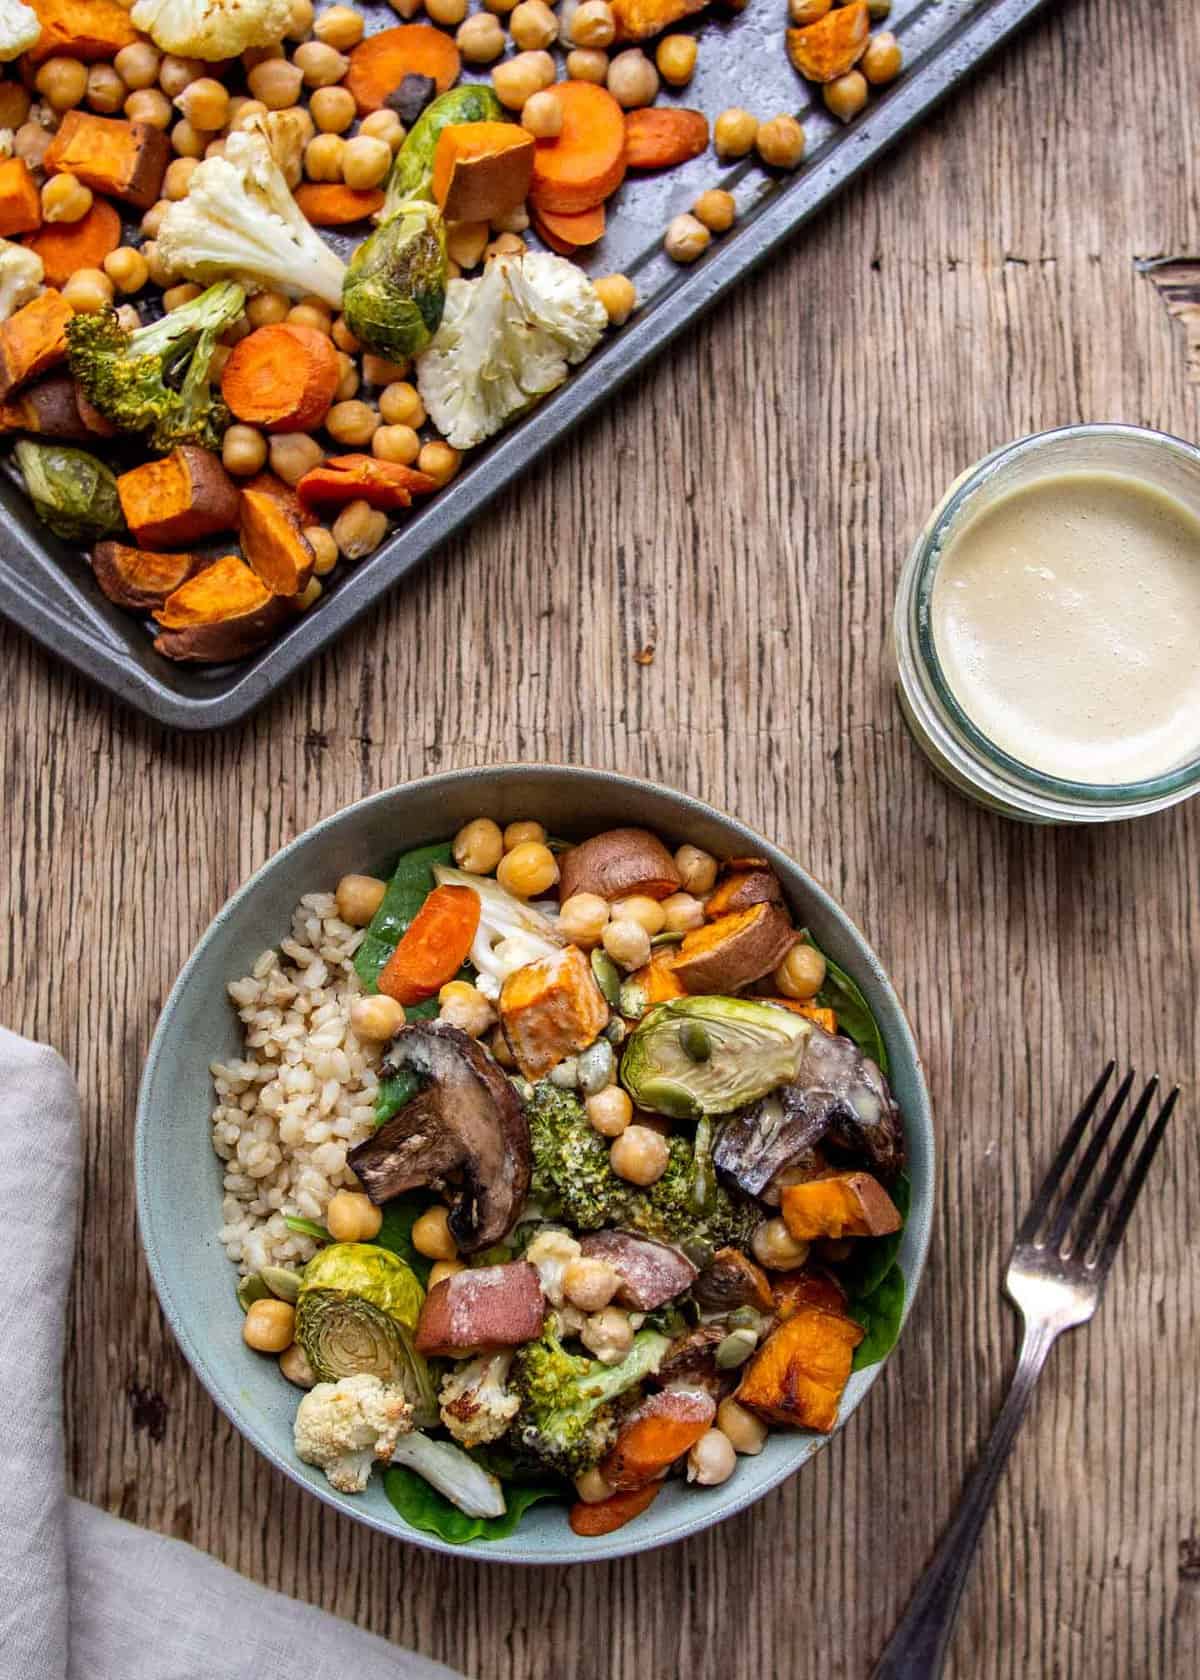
[346,1022,530,1253]
[653,1326,728,1398]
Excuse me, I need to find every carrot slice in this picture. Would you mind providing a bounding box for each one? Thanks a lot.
[599,1390,715,1490]
[569,1484,661,1537]
[345,25,461,115]
[532,202,606,252]
[220,324,339,432]
[530,82,627,215]
[376,884,482,1005]
[24,199,121,288]
[294,183,385,226]
[623,107,709,171]
[295,453,437,513]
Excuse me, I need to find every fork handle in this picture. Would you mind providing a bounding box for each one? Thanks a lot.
[870,1319,1057,1680]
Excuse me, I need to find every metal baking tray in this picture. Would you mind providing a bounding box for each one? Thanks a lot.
[0,0,1055,728]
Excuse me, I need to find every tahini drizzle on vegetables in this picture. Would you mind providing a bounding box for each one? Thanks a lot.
[0,0,901,665]
[232,818,910,1541]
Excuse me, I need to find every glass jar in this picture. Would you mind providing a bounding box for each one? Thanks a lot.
[893,423,1200,823]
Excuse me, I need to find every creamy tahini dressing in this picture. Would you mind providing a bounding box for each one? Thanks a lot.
[929,470,1200,784]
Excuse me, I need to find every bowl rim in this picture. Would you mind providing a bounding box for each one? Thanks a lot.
[136,764,934,1564]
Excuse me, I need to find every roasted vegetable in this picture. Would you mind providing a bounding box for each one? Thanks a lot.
[295,452,437,513]
[780,1172,902,1242]
[0,290,72,400]
[220,322,339,432]
[558,827,681,903]
[342,197,448,360]
[433,123,534,224]
[296,1241,436,1423]
[599,1387,716,1489]
[376,882,480,1004]
[14,440,122,543]
[610,0,708,41]
[414,1261,545,1357]
[293,183,386,225]
[117,444,239,546]
[44,112,169,211]
[92,540,201,609]
[0,0,40,61]
[705,867,784,920]
[383,83,506,214]
[151,553,293,662]
[670,902,798,994]
[617,949,685,1019]
[693,1246,775,1315]
[438,1350,520,1448]
[345,22,461,116]
[772,1267,848,1322]
[238,487,314,597]
[578,1230,698,1312]
[529,81,627,215]
[0,374,99,441]
[787,1,869,83]
[736,1304,863,1432]
[24,200,122,289]
[388,74,438,129]
[499,943,610,1081]
[129,0,292,59]
[0,157,41,238]
[621,995,813,1120]
[389,1429,507,1518]
[569,1482,661,1536]
[0,239,44,325]
[623,107,710,171]
[509,1315,670,1477]
[67,282,244,453]
[431,862,564,997]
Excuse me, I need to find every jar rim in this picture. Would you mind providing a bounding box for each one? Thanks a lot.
[910,422,1200,807]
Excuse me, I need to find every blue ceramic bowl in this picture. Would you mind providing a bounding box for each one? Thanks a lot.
[136,766,933,1563]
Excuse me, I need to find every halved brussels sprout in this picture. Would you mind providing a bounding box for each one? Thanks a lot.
[342,199,447,361]
[620,996,813,1120]
[297,1242,437,1424]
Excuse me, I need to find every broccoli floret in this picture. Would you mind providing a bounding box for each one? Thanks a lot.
[509,1317,670,1479]
[526,1083,759,1260]
[66,281,245,452]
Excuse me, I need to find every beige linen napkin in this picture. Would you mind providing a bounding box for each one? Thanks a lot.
[0,1026,464,1680]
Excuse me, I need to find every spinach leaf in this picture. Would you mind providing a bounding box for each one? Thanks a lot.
[803,934,889,1074]
[373,1195,435,1284]
[383,1466,563,1544]
[374,1066,425,1126]
[848,1263,906,1371]
[354,842,454,991]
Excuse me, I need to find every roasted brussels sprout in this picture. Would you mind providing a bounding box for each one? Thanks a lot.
[620,996,814,1120]
[342,199,447,360]
[296,1241,437,1424]
[14,440,122,544]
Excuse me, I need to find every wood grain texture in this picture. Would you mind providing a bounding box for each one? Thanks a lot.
[1,0,1197,1675]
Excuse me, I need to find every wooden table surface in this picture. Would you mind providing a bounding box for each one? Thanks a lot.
[3,1,1197,1675]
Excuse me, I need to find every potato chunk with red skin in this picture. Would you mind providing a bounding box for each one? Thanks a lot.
[780,1172,902,1242]
[499,943,610,1080]
[736,1305,863,1433]
[558,827,682,903]
[414,1261,545,1357]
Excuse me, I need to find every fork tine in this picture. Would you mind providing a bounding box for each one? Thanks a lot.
[1042,1068,1137,1252]
[1014,1062,1115,1248]
[1067,1077,1159,1259]
[1089,1087,1179,1277]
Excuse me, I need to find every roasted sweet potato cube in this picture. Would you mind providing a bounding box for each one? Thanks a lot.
[499,943,610,1080]
[670,901,797,994]
[92,541,202,610]
[25,0,137,64]
[781,1172,902,1242]
[772,1267,849,1322]
[414,1261,545,1357]
[600,1388,715,1490]
[45,112,169,211]
[0,375,91,440]
[610,0,708,41]
[786,1,870,84]
[0,291,72,400]
[705,868,783,919]
[736,1305,863,1432]
[118,447,240,547]
[239,487,314,597]
[151,555,294,663]
[0,157,42,238]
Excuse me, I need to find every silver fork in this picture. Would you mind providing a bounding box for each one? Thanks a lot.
[871,1064,1180,1680]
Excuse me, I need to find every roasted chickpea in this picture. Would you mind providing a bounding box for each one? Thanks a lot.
[243,1297,295,1352]
[103,246,150,294]
[286,0,316,35]
[326,1189,384,1241]
[412,1205,458,1262]
[163,156,199,200]
[229,97,269,131]
[511,0,558,49]
[222,424,268,476]
[823,68,869,121]
[171,76,227,132]
[504,820,545,849]
[85,65,124,116]
[562,1257,620,1313]
[270,432,325,486]
[170,118,208,158]
[580,1306,634,1363]
[342,134,392,190]
[304,526,338,576]
[158,55,206,98]
[287,301,333,334]
[41,173,92,224]
[751,1217,809,1271]
[592,273,636,325]
[774,941,826,1000]
[565,48,608,83]
[417,440,461,487]
[163,281,202,312]
[315,4,365,48]
[349,994,406,1044]
[601,917,651,971]
[789,0,831,19]
[279,1342,317,1388]
[303,86,353,135]
[610,1123,669,1186]
[673,843,717,895]
[426,0,468,21]
[331,873,385,928]
[247,59,304,109]
[428,1259,466,1288]
[141,242,176,289]
[247,290,291,327]
[688,1429,738,1486]
[305,131,346,181]
[713,106,758,160]
[497,840,559,899]
[574,1466,614,1504]
[298,574,323,611]
[571,0,615,47]
[717,1396,768,1455]
[756,113,806,167]
[36,56,88,111]
[294,40,349,88]
[861,31,902,85]
[438,979,496,1038]
[491,50,555,110]
[558,891,610,947]
[125,87,173,128]
[661,892,705,933]
[379,380,425,427]
[332,498,388,559]
[360,108,405,149]
[586,1085,632,1138]
[372,424,421,465]
[692,188,736,234]
[664,212,710,264]
[13,122,51,172]
[609,895,664,937]
[607,48,658,109]
[521,89,562,139]
[453,816,505,875]
[62,269,114,313]
[325,398,377,448]
[656,33,697,86]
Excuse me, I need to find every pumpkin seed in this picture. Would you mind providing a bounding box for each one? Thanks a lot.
[680,1020,711,1062]
[618,978,648,1018]
[650,930,684,948]
[577,1038,615,1095]
[260,1264,302,1303]
[603,1016,628,1047]
[236,1273,270,1313]
[715,1327,759,1369]
[590,948,621,1007]
[728,1305,768,1334]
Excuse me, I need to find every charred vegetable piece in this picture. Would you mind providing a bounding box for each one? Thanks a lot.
[558,826,681,903]
[780,1172,902,1242]
[295,451,437,513]
[578,1230,698,1311]
[0,290,73,400]
[348,1022,531,1252]
[772,1268,848,1322]
[736,1305,863,1432]
[670,902,798,994]
[621,995,813,1120]
[433,123,534,224]
[387,74,438,128]
[342,198,448,361]
[296,1240,436,1423]
[92,540,201,609]
[500,943,610,1081]
[653,1326,727,1397]
[599,1388,716,1489]
[693,1246,775,1315]
[414,1261,545,1357]
[15,439,122,542]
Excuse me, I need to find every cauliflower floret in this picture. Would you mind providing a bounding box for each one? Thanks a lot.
[524,1228,582,1309]
[417,253,607,451]
[293,1373,413,1495]
[0,239,42,324]
[130,0,292,60]
[0,0,39,62]
[439,1351,520,1449]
